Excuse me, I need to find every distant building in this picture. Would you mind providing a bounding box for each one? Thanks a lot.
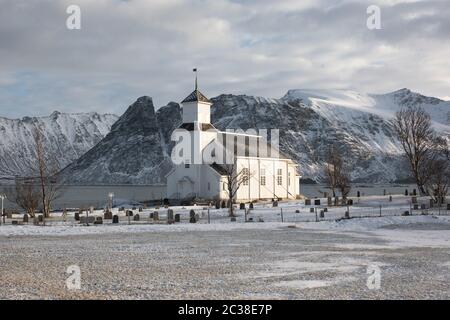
[166,80,300,201]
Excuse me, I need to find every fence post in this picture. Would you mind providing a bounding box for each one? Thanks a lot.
[208,208,211,224]
[379,204,382,217]
[280,208,284,223]
[315,207,318,222]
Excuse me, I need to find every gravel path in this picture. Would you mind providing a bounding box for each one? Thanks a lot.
[0,225,449,299]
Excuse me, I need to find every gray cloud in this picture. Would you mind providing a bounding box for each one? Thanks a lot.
[0,0,449,118]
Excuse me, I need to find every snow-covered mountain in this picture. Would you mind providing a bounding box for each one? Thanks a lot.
[6,88,450,184]
[0,111,118,179]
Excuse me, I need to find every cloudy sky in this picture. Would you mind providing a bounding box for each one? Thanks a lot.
[0,0,449,118]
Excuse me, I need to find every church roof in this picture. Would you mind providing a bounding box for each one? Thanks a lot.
[181,89,212,104]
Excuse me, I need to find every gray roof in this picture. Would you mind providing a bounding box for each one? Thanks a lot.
[181,90,211,104]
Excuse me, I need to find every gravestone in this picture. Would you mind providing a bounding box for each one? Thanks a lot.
[413,189,417,196]
[320,210,324,218]
[38,215,44,223]
[112,215,119,224]
[405,189,409,196]
[139,207,143,212]
[447,203,450,210]
[310,208,314,213]
[12,220,19,225]
[132,207,136,210]
[126,210,133,217]
[133,214,140,221]
[402,211,410,216]
[94,217,103,224]
[104,211,113,220]
[80,216,95,224]
[153,211,159,221]
[272,201,278,207]
[189,210,196,223]
[389,196,392,202]
[314,199,320,206]
[240,203,245,210]
[119,207,125,212]
[167,209,174,224]
[249,203,254,209]
[324,208,328,212]
[347,199,353,205]
[305,199,311,206]
[295,210,300,213]
[411,196,417,204]
[221,201,226,208]
[344,211,350,219]
[357,191,360,198]
[327,197,332,206]
[413,204,419,210]
[230,217,236,222]
[23,214,29,223]
[74,212,80,221]
[175,214,181,223]
[215,201,220,209]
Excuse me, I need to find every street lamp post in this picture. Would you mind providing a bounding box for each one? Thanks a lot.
[0,194,6,226]
[108,192,115,211]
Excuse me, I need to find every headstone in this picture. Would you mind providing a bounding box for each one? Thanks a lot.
[324,207,328,212]
[104,211,113,220]
[119,207,125,212]
[133,214,140,221]
[112,215,119,224]
[310,208,314,213]
[402,211,410,216]
[413,189,417,196]
[357,191,360,198]
[347,199,353,205]
[167,209,174,224]
[319,210,324,218]
[249,203,254,209]
[221,201,226,208]
[126,210,133,217]
[447,203,450,210]
[163,198,169,205]
[327,197,332,206]
[314,199,320,206]
[189,210,196,223]
[175,213,181,223]
[12,220,19,225]
[132,207,136,210]
[38,215,44,223]
[240,203,246,210]
[305,199,311,206]
[248,217,253,222]
[389,195,392,202]
[80,216,95,224]
[74,212,80,221]
[153,211,159,221]
[215,201,220,209]
[344,211,350,219]
[230,217,236,222]
[94,217,103,224]
[413,204,419,210]
[23,214,29,223]
[139,207,143,212]
[295,210,300,213]
[272,201,278,207]
[411,196,417,204]
[405,189,409,196]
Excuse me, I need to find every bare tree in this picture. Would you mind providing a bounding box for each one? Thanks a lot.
[220,163,251,217]
[393,106,441,196]
[33,127,63,217]
[324,146,351,201]
[7,178,41,217]
[424,140,450,203]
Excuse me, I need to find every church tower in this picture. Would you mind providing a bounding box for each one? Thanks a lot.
[180,69,212,124]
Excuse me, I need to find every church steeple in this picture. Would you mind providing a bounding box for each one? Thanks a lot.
[181,68,212,124]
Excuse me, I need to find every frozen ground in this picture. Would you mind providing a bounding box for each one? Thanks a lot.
[0,210,449,299]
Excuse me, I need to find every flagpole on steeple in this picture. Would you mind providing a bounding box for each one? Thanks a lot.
[193,68,198,90]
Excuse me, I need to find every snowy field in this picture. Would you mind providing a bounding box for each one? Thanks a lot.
[0,196,449,299]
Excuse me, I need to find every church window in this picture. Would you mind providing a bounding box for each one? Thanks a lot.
[242,168,249,186]
[260,169,266,186]
[277,169,283,185]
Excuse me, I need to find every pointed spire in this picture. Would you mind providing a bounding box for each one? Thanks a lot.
[193,68,198,90]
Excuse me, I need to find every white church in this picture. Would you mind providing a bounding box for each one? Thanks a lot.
[166,77,300,202]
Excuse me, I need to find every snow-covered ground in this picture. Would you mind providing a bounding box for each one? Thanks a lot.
[1,196,449,299]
